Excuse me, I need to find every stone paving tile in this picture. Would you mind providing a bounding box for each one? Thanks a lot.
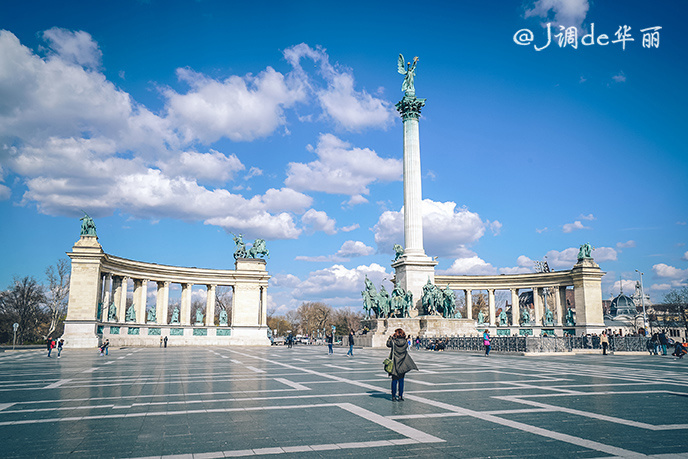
[1,346,687,458]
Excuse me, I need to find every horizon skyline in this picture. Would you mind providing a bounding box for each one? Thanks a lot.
[1,0,686,314]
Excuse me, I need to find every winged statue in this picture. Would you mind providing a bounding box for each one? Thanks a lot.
[397,54,419,96]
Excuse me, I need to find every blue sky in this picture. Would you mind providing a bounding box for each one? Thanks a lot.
[1,0,686,313]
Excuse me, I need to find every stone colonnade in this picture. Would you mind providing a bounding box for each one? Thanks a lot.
[62,235,270,348]
[434,258,605,335]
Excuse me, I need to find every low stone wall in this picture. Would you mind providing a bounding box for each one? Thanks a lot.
[411,336,650,354]
[97,323,269,346]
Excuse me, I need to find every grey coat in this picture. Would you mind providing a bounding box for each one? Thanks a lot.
[386,336,418,377]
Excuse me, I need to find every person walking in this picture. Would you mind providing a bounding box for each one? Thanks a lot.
[483,330,491,356]
[659,331,668,355]
[386,328,418,401]
[163,336,168,348]
[347,331,355,356]
[601,331,609,355]
[47,339,54,358]
[57,339,64,358]
[160,336,163,348]
[326,332,333,355]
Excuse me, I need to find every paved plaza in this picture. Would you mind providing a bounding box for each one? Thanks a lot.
[0,345,687,458]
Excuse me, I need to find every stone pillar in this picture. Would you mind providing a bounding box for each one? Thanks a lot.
[156,282,169,325]
[181,283,192,325]
[118,277,129,323]
[465,289,472,321]
[112,276,122,322]
[205,284,216,326]
[571,258,605,333]
[392,94,437,315]
[533,287,542,326]
[133,279,144,324]
[231,258,271,345]
[488,289,496,326]
[555,286,564,326]
[101,274,112,322]
[140,280,148,323]
[511,288,519,327]
[62,236,105,348]
[260,286,268,326]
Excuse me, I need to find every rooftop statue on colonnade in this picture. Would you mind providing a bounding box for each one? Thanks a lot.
[232,233,247,259]
[248,238,270,259]
[79,211,97,237]
[578,242,593,260]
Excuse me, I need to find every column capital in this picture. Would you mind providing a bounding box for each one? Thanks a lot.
[395,95,426,121]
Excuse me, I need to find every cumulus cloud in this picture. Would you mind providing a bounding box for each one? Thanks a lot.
[562,220,590,233]
[41,27,102,69]
[616,240,636,249]
[579,213,595,221]
[284,43,394,131]
[336,240,374,257]
[291,263,390,298]
[652,263,688,285]
[301,208,337,235]
[543,246,616,268]
[341,223,359,232]
[683,251,688,261]
[524,0,590,31]
[0,30,331,239]
[610,279,637,295]
[374,199,488,256]
[0,183,10,200]
[438,253,534,276]
[285,133,400,196]
[158,150,245,184]
[164,67,305,143]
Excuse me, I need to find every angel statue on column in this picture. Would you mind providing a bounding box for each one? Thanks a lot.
[398,54,419,97]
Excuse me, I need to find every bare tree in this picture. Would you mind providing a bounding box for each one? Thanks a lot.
[295,302,331,336]
[44,259,70,339]
[332,307,363,335]
[0,277,47,344]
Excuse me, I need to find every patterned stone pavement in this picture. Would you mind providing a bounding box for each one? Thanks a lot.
[1,345,687,458]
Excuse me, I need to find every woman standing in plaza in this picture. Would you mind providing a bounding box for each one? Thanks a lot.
[483,329,491,356]
[386,328,418,401]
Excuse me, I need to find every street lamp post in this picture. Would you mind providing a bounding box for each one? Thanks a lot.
[635,270,648,334]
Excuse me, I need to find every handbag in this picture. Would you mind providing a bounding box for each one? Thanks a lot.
[383,342,394,373]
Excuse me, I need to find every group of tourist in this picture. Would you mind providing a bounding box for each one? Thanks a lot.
[46,338,64,358]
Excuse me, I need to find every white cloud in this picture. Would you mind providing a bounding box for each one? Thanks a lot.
[650,283,672,291]
[301,208,337,235]
[499,255,534,274]
[579,213,595,221]
[341,224,359,232]
[594,247,618,262]
[291,263,390,298]
[609,279,637,295]
[524,0,590,31]
[536,227,548,234]
[0,183,10,200]
[269,273,301,288]
[562,220,590,233]
[164,66,305,143]
[652,263,688,281]
[41,28,102,69]
[244,167,263,180]
[374,199,487,256]
[336,240,374,258]
[158,150,244,184]
[544,247,579,268]
[285,133,401,196]
[683,251,688,261]
[616,240,636,249]
[439,256,497,275]
[612,71,627,83]
[284,43,394,131]
[488,220,502,236]
[344,194,369,207]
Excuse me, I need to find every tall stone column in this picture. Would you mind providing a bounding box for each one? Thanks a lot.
[555,286,564,326]
[205,285,216,326]
[118,277,129,323]
[181,283,192,325]
[133,279,144,324]
[465,289,472,321]
[488,289,496,326]
[102,274,112,322]
[533,287,542,326]
[510,288,519,327]
[140,280,148,323]
[112,276,122,322]
[392,94,437,314]
[156,282,169,325]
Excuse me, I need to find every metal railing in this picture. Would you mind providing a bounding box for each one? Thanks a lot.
[417,336,650,353]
